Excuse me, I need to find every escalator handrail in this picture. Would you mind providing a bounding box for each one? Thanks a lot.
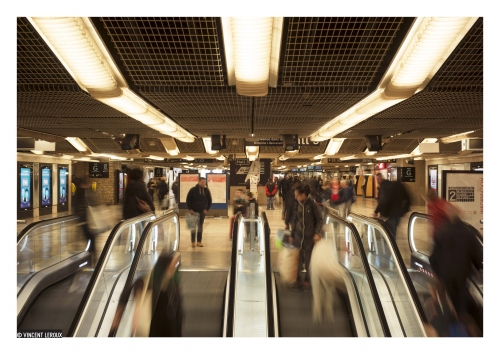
[67,211,156,337]
[326,211,391,337]
[260,212,275,337]
[17,214,79,244]
[348,212,429,334]
[408,212,483,256]
[107,210,178,337]
[225,213,242,337]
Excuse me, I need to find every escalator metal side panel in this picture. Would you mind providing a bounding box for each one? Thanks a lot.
[17,251,91,323]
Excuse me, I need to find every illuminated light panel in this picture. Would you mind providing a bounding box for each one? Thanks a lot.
[66,137,90,152]
[224,17,274,96]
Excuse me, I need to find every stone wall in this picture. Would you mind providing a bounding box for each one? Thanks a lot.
[72,161,120,205]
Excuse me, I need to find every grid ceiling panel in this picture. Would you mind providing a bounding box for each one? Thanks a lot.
[381,139,419,153]
[337,91,482,138]
[337,139,366,154]
[17,17,79,88]
[82,138,123,153]
[427,18,483,92]
[139,138,167,152]
[282,17,405,87]
[99,17,224,87]
[224,138,245,153]
[439,141,462,153]
[299,141,328,154]
[55,140,79,153]
[18,91,129,118]
[141,87,252,136]
[254,87,368,136]
[176,138,205,153]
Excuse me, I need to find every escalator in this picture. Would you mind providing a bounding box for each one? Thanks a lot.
[267,210,391,337]
[17,212,157,337]
[407,212,483,333]
[347,213,430,336]
[108,213,240,337]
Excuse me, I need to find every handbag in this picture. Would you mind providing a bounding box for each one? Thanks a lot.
[87,204,113,234]
[136,196,152,213]
[185,212,199,230]
[278,244,299,283]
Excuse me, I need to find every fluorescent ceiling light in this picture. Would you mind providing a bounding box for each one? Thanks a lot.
[324,138,345,155]
[344,165,349,167]
[339,155,356,161]
[66,137,90,152]
[203,137,219,155]
[148,155,165,161]
[248,156,257,162]
[246,146,258,153]
[30,17,195,141]
[310,17,477,141]
[375,154,412,161]
[223,17,274,96]
[62,155,74,159]
[216,156,226,161]
[96,153,127,161]
[368,162,373,165]
[313,154,325,160]
[30,150,44,155]
[440,130,480,144]
[168,148,180,156]
[278,155,288,161]
[364,148,377,156]
[268,17,284,88]
[183,156,195,161]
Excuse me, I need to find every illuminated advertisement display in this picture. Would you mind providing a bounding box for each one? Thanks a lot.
[118,172,124,202]
[20,167,31,209]
[59,168,68,204]
[41,167,51,206]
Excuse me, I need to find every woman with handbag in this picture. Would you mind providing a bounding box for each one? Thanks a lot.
[123,168,155,220]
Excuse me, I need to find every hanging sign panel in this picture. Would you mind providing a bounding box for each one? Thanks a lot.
[443,171,483,235]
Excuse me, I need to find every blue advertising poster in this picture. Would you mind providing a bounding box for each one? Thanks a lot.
[59,168,67,204]
[41,167,51,206]
[20,168,31,209]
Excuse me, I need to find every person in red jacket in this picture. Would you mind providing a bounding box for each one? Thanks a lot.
[265,178,277,210]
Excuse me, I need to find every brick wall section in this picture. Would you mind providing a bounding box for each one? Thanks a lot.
[72,161,120,205]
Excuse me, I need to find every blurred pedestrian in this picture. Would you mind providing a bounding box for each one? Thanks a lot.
[157,177,169,210]
[124,168,155,219]
[74,177,96,253]
[429,203,483,323]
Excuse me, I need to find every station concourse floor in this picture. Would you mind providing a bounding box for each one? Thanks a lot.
[17,197,431,272]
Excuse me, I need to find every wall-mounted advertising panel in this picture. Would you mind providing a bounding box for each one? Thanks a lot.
[40,165,52,207]
[19,166,32,211]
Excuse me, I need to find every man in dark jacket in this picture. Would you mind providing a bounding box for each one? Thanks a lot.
[284,181,301,227]
[74,177,95,253]
[429,206,483,319]
[186,177,212,248]
[373,173,410,239]
[265,178,277,210]
[171,177,179,206]
[289,183,323,290]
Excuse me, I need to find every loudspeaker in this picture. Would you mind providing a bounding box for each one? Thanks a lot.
[221,135,227,149]
[121,134,140,150]
[211,135,222,150]
[406,158,415,165]
[283,134,298,151]
[365,135,382,152]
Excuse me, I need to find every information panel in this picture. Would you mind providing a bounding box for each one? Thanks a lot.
[443,171,483,235]
[41,166,52,207]
[180,174,200,203]
[89,162,109,178]
[206,173,227,204]
[59,167,68,205]
[20,167,31,210]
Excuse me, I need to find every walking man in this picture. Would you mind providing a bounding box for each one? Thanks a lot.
[186,177,212,247]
